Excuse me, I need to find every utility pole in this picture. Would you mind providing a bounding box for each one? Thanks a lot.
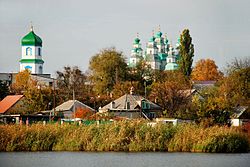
[53,79,56,122]
[73,86,75,123]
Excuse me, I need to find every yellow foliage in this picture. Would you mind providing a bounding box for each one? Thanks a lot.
[191,59,223,81]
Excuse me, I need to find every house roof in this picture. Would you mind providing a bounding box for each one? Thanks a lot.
[54,100,95,112]
[192,80,216,90]
[179,89,197,97]
[0,95,24,114]
[101,94,161,111]
[231,106,249,119]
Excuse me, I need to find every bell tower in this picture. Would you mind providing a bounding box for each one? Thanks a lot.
[20,25,44,74]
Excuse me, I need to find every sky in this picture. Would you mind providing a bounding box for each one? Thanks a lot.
[0,0,250,75]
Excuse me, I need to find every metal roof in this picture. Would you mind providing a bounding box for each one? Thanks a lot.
[101,94,161,111]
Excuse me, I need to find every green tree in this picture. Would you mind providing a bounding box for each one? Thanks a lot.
[23,84,53,113]
[178,29,194,77]
[219,67,250,106]
[89,47,128,95]
[192,86,232,126]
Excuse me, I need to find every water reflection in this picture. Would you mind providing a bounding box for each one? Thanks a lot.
[0,152,249,167]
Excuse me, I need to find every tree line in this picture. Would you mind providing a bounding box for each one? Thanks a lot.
[1,29,249,125]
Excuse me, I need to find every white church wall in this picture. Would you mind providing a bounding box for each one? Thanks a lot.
[22,46,42,60]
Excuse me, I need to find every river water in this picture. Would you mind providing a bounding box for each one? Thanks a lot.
[0,152,249,167]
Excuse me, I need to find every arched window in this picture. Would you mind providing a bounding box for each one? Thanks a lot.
[26,47,32,56]
[39,66,43,74]
[38,48,41,56]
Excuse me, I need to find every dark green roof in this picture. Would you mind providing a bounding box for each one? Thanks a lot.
[149,36,155,42]
[133,38,140,44]
[155,31,162,38]
[21,31,42,46]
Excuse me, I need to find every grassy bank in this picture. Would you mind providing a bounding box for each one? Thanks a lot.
[0,121,249,153]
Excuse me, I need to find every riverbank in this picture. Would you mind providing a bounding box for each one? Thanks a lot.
[0,121,249,153]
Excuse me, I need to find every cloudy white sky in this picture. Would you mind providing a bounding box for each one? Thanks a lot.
[0,0,250,75]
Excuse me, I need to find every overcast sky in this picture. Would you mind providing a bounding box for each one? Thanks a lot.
[0,0,250,75]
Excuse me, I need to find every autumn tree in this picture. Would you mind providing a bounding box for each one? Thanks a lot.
[149,71,192,118]
[75,108,94,120]
[191,59,223,81]
[89,47,128,95]
[226,57,250,74]
[56,66,87,103]
[11,69,31,94]
[192,86,232,125]
[219,67,250,106]
[10,69,53,113]
[23,85,53,113]
[192,58,250,125]
[178,29,194,77]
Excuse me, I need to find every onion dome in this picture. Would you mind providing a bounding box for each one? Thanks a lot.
[21,26,42,46]
[156,31,162,38]
[133,37,140,44]
[149,36,155,42]
[164,33,168,44]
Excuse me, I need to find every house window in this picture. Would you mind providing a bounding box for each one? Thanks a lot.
[142,101,147,110]
[26,47,32,56]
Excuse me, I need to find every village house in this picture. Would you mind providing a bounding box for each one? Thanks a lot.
[230,106,250,126]
[53,100,95,119]
[0,95,53,124]
[99,88,162,120]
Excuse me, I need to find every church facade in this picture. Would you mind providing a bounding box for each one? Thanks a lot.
[128,28,180,71]
[20,26,44,74]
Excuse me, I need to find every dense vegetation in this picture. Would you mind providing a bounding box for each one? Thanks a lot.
[0,121,249,153]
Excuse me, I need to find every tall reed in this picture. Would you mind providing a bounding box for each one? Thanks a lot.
[0,121,248,153]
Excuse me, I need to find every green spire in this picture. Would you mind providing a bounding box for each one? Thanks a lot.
[133,33,140,44]
[149,30,155,42]
[155,25,162,38]
[21,25,42,46]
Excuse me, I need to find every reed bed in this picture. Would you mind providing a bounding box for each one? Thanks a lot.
[0,121,248,153]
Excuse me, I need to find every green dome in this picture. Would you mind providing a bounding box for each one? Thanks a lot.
[133,37,140,44]
[149,36,155,42]
[164,38,168,44]
[21,30,42,46]
[156,31,162,38]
